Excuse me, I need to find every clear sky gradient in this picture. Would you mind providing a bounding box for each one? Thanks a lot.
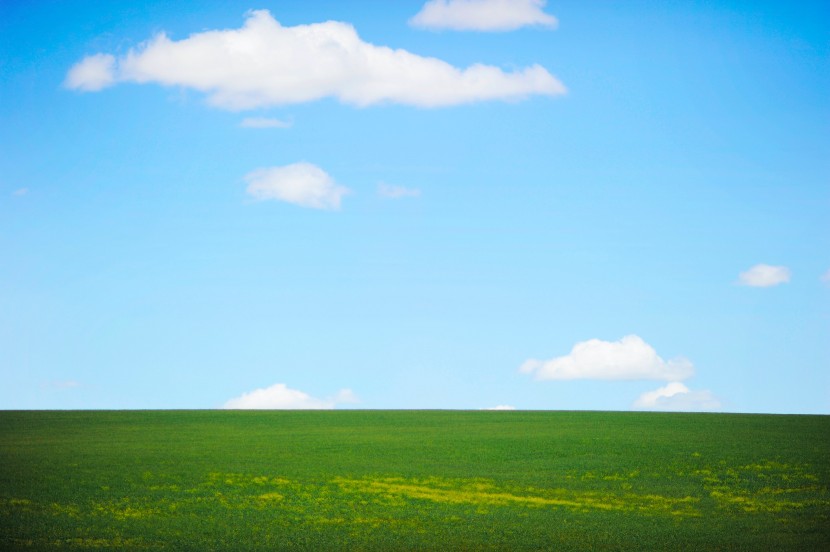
[2,1,828,412]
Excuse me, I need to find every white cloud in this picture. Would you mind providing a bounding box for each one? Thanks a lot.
[244,162,350,210]
[65,10,565,109]
[821,269,830,284]
[12,188,28,196]
[239,117,292,129]
[64,53,116,91]
[410,0,557,31]
[378,183,421,199]
[223,383,358,409]
[483,404,516,410]
[738,264,791,287]
[332,389,360,404]
[632,382,722,412]
[520,335,694,381]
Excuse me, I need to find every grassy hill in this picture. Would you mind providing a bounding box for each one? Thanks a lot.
[1,410,828,550]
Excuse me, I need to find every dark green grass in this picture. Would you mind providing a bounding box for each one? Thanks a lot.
[1,410,828,550]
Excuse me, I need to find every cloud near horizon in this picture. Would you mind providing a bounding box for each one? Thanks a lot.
[223,383,358,409]
[520,335,694,381]
[411,0,558,31]
[245,162,349,210]
[632,382,722,412]
[738,264,791,287]
[65,9,565,109]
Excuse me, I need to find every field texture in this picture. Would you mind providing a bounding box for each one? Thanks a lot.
[1,411,828,550]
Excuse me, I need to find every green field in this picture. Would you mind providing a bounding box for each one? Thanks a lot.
[1,411,828,550]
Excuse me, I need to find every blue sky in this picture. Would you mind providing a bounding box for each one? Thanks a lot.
[1,0,828,412]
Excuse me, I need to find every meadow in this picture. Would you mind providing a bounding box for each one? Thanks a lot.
[1,410,828,550]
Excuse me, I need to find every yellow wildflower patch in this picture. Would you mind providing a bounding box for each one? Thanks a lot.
[333,476,700,517]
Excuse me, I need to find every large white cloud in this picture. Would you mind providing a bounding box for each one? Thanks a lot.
[738,264,791,287]
[223,383,358,409]
[65,10,565,109]
[632,382,722,412]
[410,0,557,31]
[64,53,116,91]
[520,335,694,381]
[244,162,350,210]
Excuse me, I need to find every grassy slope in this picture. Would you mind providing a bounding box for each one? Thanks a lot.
[1,410,828,550]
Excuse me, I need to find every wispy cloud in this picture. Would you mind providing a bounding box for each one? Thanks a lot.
[738,264,791,287]
[410,0,558,32]
[223,383,358,409]
[378,183,421,199]
[239,117,292,129]
[244,162,350,210]
[482,404,516,410]
[65,10,565,109]
[12,187,29,196]
[520,335,694,381]
[632,382,722,412]
[43,380,82,389]
[821,269,830,284]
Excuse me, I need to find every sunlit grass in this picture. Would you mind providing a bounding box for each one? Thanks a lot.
[1,411,828,550]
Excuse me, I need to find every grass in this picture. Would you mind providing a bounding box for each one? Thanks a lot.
[1,410,828,550]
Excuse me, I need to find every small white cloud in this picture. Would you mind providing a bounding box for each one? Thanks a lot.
[738,264,791,287]
[483,405,516,410]
[244,162,350,210]
[333,389,360,404]
[632,382,722,412]
[821,269,830,284]
[411,0,558,32]
[12,188,28,196]
[66,10,565,109]
[239,117,292,129]
[64,53,116,91]
[520,335,694,381]
[378,183,421,199]
[223,383,357,409]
